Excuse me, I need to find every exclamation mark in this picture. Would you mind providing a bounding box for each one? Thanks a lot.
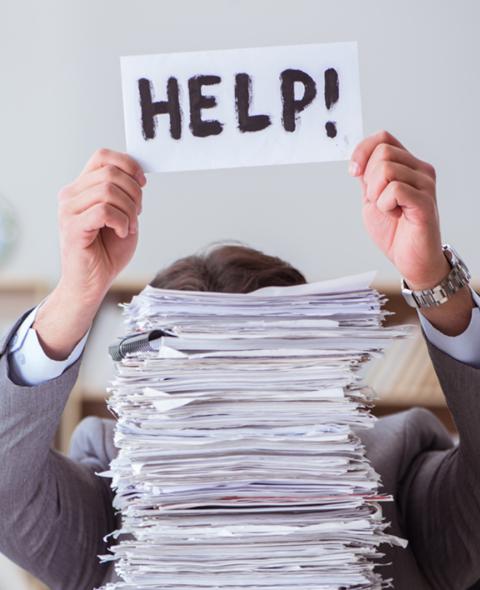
[324,68,339,138]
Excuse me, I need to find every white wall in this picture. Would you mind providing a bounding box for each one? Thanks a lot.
[0,0,478,287]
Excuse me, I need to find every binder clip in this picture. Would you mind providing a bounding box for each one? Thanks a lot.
[109,329,176,361]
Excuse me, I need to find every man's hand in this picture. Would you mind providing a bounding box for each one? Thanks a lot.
[57,148,146,302]
[33,149,146,359]
[350,131,473,336]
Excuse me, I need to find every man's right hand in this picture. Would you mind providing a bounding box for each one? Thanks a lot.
[57,149,146,303]
[32,149,146,360]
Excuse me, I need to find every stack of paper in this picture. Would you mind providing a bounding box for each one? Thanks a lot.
[99,272,408,590]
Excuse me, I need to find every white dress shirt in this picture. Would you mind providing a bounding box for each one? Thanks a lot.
[8,288,480,386]
[8,305,89,386]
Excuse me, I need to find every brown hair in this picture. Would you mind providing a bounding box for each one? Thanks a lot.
[150,243,306,293]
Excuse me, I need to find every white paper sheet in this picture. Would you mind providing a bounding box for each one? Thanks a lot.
[121,42,363,173]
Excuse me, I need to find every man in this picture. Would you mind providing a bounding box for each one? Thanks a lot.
[1,131,479,590]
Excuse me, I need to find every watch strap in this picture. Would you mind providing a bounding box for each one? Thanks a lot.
[401,244,471,309]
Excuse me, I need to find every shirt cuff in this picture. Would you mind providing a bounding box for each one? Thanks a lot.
[418,287,480,369]
[8,303,89,386]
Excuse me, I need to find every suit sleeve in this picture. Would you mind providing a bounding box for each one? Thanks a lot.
[0,327,116,590]
[398,339,480,590]
[417,287,480,369]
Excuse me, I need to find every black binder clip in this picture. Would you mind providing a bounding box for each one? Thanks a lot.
[109,329,177,361]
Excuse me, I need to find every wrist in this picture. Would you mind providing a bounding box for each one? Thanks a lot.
[401,246,475,336]
[418,285,474,336]
[32,282,104,360]
[403,254,451,291]
[55,277,107,315]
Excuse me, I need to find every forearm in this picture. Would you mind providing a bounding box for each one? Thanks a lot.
[32,280,105,360]
[0,351,82,493]
[397,340,480,589]
[424,341,480,587]
[0,350,112,590]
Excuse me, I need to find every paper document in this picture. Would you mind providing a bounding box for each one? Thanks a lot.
[121,43,363,173]
[98,273,409,590]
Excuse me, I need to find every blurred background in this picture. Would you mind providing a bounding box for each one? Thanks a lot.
[0,0,478,587]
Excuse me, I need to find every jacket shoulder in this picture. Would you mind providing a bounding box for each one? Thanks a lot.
[68,416,117,471]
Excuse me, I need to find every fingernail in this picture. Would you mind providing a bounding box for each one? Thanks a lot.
[349,161,361,177]
[136,171,147,186]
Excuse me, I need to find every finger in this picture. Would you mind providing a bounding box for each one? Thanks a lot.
[364,143,436,183]
[364,161,433,204]
[65,183,138,234]
[376,181,435,224]
[82,148,146,186]
[349,130,405,177]
[65,165,143,214]
[75,203,131,242]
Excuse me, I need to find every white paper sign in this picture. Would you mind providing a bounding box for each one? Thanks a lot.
[121,42,363,173]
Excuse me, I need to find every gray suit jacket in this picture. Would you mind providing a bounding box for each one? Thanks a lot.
[1,310,480,590]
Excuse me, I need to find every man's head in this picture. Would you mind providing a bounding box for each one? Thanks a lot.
[150,243,306,293]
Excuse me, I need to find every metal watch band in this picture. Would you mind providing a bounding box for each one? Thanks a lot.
[401,244,471,309]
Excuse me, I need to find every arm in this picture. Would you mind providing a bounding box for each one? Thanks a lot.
[350,131,480,587]
[350,131,475,336]
[398,341,480,589]
[33,148,145,361]
[0,148,146,589]
[0,344,116,590]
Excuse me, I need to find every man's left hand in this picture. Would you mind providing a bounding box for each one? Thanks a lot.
[349,130,449,290]
[350,130,473,336]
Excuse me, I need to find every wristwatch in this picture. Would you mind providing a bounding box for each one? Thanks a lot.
[401,244,471,309]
